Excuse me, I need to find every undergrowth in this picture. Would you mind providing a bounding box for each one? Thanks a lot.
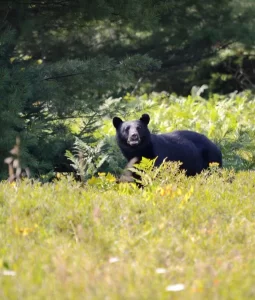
[2,90,255,299]
[1,162,255,299]
[92,90,255,176]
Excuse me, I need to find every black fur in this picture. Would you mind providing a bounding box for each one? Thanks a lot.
[113,113,222,178]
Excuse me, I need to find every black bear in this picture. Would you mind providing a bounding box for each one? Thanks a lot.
[113,113,222,178]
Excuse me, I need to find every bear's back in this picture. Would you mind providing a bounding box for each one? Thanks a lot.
[150,132,204,175]
[151,130,222,174]
[167,130,222,167]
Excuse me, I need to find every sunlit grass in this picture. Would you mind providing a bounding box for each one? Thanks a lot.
[1,166,255,299]
[2,91,255,299]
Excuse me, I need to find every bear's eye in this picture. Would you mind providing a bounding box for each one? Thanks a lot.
[136,125,141,130]
[125,126,130,132]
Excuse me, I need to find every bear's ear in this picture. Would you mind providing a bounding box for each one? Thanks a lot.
[140,113,150,125]
[113,117,123,129]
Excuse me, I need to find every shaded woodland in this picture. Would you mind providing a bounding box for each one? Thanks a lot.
[1,0,255,179]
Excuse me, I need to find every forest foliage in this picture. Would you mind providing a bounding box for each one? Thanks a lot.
[1,0,255,179]
[2,3,255,298]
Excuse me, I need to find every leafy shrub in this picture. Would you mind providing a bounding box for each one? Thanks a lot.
[92,90,255,175]
[65,137,109,181]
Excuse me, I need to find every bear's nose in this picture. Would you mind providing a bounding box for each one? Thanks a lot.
[130,133,138,140]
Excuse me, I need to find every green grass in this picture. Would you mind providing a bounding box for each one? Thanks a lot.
[1,166,255,299]
[2,90,255,299]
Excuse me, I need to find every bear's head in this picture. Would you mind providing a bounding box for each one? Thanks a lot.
[112,114,151,148]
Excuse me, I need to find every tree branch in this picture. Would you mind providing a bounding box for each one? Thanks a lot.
[43,72,87,81]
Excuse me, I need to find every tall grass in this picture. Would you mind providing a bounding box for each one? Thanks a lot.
[1,165,255,299]
[1,91,255,299]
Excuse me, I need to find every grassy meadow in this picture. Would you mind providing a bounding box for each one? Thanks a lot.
[1,91,255,299]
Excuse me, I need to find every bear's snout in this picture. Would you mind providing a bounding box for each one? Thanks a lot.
[130,132,139,139]
[128,131,141,146]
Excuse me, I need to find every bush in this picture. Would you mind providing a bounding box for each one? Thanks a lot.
[92,90,255,176]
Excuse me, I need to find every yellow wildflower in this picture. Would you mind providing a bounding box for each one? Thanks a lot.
[98,172,106,177]
[209,162,219,168]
